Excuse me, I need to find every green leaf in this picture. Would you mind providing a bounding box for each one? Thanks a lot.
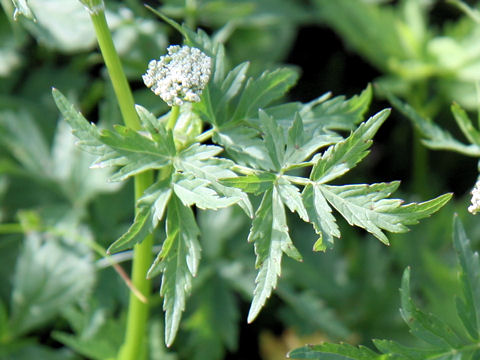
[52,88,111,156]
[232,68,299,124]
[107,206,153,254]
[153,195,201,347]
[373,339,438,359]
[184,272,239,360]
[287,343,384,360]
[18,0,96,52]
[307,84,373,132]
[320,183,452,245]
[54,88,174,182]
[175,144,253,217]
[260,110,286,171]
[52,306,124,360]
[453,215,480,340]
[214,127,274,170]
[247,187,302,323]
[400,267,463,349]
[302,183,340,251]
[173,175,240,210]
[10,232,95,337]
[451,102,480,147]
[100,126,171,181]
[311,109,390,183]
[387,92,480,156]
[219,172,277,195]
[277,177,309,222]
[0,110,52,179]
[278,285,350,339]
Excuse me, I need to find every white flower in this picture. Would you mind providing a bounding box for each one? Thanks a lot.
[468,179,480,214]
[142,45,212,107]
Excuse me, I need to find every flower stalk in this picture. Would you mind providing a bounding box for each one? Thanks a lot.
[88,7,153,360]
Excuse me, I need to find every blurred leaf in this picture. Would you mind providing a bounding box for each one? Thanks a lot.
[19,0,96,52]
[453,215,480,340]
[388,92,480,156]
[288,342,384,360]
[183,272,239,360]
[10,232,95,337]
[53,306,124,360]
[0,340,77,360]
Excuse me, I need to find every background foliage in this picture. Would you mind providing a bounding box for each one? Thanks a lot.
[0,0,479,360]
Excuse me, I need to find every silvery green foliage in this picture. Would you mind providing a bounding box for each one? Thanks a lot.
[143,45,212,106]
[53,18,451,347]
[289,216,480,360]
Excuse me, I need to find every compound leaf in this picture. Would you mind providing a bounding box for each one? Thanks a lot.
[232,68,299,124]
[247,187,302,323]
[155,195,201,347]
[311,109,390,184]
[320,183,451,245]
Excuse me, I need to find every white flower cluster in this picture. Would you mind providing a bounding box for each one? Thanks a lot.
[468,179,480,214]
[142,45,212,107]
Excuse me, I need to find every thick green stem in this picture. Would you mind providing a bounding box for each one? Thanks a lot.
[89,8,153,360]
[167,105,180,130]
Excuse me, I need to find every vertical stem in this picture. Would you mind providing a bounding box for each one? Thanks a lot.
[167,105,180,130]
[89,8,154,360]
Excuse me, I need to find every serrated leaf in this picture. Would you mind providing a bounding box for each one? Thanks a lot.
[219,172,276,195]
[173,176,240,210]
[387,92,480,157]
[260,110,286,171]
[175,145,253,217]
[287,343,384,360]
[400,267,463,349]
[247,187,302,323]
[54,89,174,182]
[302,183,340,251]
[373,339,438,359]
[453,215,480,340]
[215,62,250,117]
[138,178,173,226]
[107,206,153,254]
[232,68,299,124]
[214,127,274,170]
[99,126,171,181]
[311,109,390,183]
[320,183,452,245]
[277,177,309,222]
[307,85,373,131]
[155,195,201,347]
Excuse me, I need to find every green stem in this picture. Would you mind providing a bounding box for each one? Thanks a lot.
[89,7,153,360]
[167,105,180,130]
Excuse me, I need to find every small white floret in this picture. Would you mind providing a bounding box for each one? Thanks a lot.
[468,179,480,214]
[142,45,212,107]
